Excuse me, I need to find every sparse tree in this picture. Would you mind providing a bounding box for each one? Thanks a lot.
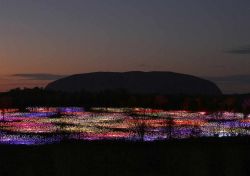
[0,109,5,121]
[164,114,175,140]
[190,123,202,138]
[0,96,12,122]
[129,109,148,141]
[242,98,250,119]
[212,111,224,137]
[133,120,147,141]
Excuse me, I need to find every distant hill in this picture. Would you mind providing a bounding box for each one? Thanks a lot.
[46,71,222,95]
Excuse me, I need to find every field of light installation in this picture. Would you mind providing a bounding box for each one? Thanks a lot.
[0,107,250,145]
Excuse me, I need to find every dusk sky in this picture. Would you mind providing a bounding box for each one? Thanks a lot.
[1,0,250,93]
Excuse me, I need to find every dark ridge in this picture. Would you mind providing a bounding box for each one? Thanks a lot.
[46,71,222,95]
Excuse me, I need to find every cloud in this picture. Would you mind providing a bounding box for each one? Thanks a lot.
[12,74,66,81]
[225,45,250,55]
[0,74,67,92]
[208,75,250,83]
[204,75,250,94]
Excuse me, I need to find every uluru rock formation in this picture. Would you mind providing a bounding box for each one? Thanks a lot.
[46,71,222,95]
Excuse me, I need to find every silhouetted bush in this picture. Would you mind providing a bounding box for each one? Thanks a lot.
[0,87,249,114]
[164,115,175,139]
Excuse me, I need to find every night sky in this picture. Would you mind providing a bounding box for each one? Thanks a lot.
[0,0,250,93]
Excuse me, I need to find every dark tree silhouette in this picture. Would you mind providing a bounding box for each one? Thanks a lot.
[0,96,12,121]
[164,114,175,139]
[190,123,202,138]
[129,109,149,141]
[0,87,249,114]
[242,98,250,119]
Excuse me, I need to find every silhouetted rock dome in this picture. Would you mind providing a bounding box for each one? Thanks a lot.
[46,71,222,95]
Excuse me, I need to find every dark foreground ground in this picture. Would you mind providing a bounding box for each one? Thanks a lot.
[1,138,250,176]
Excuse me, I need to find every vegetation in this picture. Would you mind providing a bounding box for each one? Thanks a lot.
[0,88,249,175]
[164,114,175,139]
[0,87,249,114]
[0,96,12,121]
